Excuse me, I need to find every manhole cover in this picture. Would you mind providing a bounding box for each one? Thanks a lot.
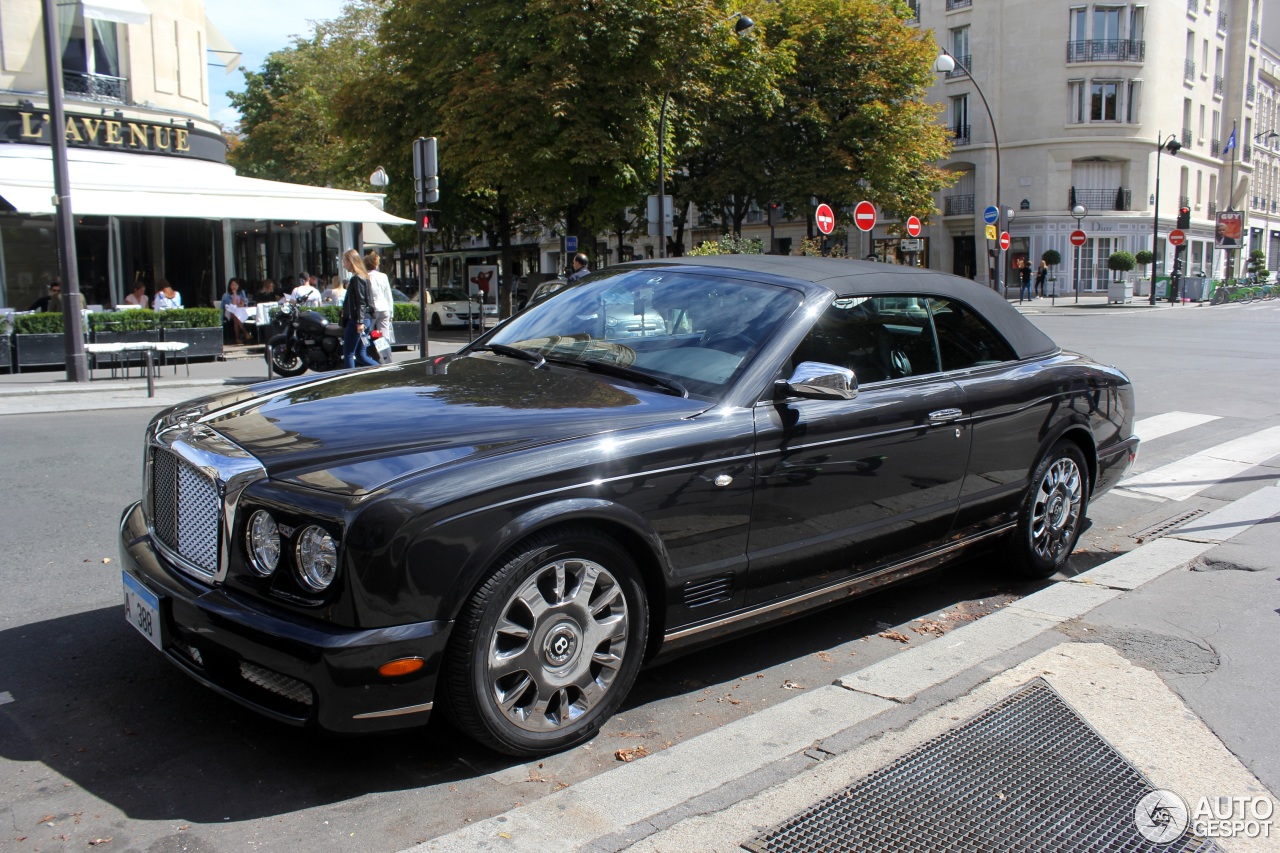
[744,679,1221,853]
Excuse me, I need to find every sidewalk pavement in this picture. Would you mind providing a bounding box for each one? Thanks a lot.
[0,341,463,416]
[408,485,1280,853]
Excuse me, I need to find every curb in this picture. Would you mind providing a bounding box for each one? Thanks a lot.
[403,482,1280,852]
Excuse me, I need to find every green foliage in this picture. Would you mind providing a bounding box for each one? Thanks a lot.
[392,303,419,322]
[1107,251,1136,272]
[1042,249,1063,266]
[1133,250,1153,267]
[14,313,63,334]
[1246,249,1269,280]
[686,235,766,255]
[86,308,220,331]
[228,0,386,192]
[792,236,847,258]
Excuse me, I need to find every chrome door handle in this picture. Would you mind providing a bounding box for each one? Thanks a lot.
[928,408,963,425]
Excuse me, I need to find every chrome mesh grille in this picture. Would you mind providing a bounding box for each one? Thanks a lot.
[151,447,221,578]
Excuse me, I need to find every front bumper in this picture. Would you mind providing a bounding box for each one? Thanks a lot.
[118,501,451,733]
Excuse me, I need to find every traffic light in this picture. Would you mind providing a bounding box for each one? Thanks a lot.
[1176,206,1191,229]
[413,137,439,206]
[416,209,440,233]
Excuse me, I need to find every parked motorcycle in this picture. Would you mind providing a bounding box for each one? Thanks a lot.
[266,302,380,376]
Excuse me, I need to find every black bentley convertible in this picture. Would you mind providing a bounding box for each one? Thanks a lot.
[119,256,1138,756]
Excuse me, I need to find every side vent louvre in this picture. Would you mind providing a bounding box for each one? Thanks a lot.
[683,575,734,608]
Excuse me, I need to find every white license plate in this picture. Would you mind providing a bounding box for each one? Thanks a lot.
[123,572,164,650]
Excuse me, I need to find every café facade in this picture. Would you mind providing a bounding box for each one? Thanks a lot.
[0,0,409,313]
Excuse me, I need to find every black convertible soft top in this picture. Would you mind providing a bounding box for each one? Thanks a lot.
[634,255,1060,361]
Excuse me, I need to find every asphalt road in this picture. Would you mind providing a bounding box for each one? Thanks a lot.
[1,300,1276,852]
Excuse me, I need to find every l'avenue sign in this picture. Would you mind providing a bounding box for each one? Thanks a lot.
[1,107,226,163]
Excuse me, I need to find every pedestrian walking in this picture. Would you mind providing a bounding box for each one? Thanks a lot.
[567,252,591,283]
[364,250,394,363]
[340,249,379,369]
[1035,260,1048,298]
[1018,263,1032,302]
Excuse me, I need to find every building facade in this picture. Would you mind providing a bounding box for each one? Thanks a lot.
[908,0,1271,293]
[0,0,405,312]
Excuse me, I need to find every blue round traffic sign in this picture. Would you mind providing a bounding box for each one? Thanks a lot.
[983,205,999,225]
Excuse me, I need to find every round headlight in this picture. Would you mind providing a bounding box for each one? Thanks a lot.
[296,526,338,591]
[246,510,281,576]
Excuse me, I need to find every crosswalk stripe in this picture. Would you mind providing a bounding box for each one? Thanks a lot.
[1118,425,1280,501]
[1135,411,1220,443]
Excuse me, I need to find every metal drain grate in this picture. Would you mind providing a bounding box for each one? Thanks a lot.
[1132,509,1207,543]
[744,679,1222,853]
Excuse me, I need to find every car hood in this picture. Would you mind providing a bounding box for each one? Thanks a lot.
[188,356,709,495]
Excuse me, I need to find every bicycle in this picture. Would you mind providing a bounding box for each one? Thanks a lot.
[1210,279,1260,305]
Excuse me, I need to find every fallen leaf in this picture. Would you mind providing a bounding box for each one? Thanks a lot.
[615,745,650,762]
[815,651,833,663]
[499,832,512,839]
[37,815,55,825]
[911,620,946,637]
[878,630,911,644]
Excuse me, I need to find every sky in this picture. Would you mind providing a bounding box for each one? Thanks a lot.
[205,0,349,128]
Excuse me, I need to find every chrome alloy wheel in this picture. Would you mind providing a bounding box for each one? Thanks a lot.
[486,557,629,733]
[1029,456,1083,563]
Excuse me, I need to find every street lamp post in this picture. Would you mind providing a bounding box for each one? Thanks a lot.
[1149,133,1182,305]
[655,12,755,258]
[934,48,1001,292]
[1070,203,1087,304]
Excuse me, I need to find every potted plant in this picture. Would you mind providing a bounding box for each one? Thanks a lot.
[89,309,160,346]
[1107,251,1136,303]
[13,312,66,370]
[1041,249,1061,296]
[392,303,422,351]
[159,308,223,358]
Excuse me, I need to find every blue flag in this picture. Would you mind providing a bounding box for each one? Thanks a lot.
[1225,128,1236,151]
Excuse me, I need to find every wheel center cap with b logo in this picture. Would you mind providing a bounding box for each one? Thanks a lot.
[544,623,580,666]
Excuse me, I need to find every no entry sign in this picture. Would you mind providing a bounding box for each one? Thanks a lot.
[1169,229,1187,246]
[815,203,835,235]
[1070,230,1087,246]
[906,215,922,237]
[999,231,1011,251]
[854,200,877,232]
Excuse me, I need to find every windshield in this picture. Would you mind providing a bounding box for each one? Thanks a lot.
[434,290,475,302]
[481,269,803,399]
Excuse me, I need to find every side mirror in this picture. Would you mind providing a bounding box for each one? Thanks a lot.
[778,361,858,400]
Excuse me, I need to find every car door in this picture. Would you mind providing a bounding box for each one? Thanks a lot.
[746,295,971,605]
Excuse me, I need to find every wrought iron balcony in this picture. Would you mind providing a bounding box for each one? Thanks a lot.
[1208,200,1218,217]
[62,70,126,104]
[1247,83,1255,102]
[1244,144,1252,161]
[1186,0,1198,12]
[945,54,972,79]
[1181,128,1193,148]
[1065,39,1146,63]
[1069,187,1132,211]
[1214,75,1224,97]
[946,0,972,9]
[1218,11,1228,31]
[1178,195,1191,208]
[1184,58,1196,81]
[1211,137,1221,156]
[1251,21,1260,41]
[951,124,971,146]
[944,194,975,216]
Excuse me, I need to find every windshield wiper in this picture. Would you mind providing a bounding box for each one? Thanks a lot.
[473,344,546,369]
[545,355,688,398]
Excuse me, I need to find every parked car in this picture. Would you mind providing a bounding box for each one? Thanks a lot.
[118,257,1138,757]
[427,289,498,328]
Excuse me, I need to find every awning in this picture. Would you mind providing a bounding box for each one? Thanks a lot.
[81,0,152,26]
[362,221,396,246]
[205,16,241,74]
[0,147,414,226]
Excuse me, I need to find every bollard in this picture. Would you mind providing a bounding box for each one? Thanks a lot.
[145,350,155,398]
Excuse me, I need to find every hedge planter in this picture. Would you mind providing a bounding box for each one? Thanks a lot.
[163,326,223,359]
[392,321,421,351]
[0,334,10,372]
[15,333,66,370]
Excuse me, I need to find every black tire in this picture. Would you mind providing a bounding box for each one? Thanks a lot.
[441,526,648,757]
[1008,440,1090,579]
[266,335,307,377]
[1211,288,1227,305]
[431,313,443,330]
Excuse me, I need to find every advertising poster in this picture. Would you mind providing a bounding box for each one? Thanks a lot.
[1215,211,1243,248]
[467,265,498,301]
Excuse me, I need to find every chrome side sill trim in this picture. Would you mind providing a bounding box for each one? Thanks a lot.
[664,522,1016,643]
[352,701,434,720]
